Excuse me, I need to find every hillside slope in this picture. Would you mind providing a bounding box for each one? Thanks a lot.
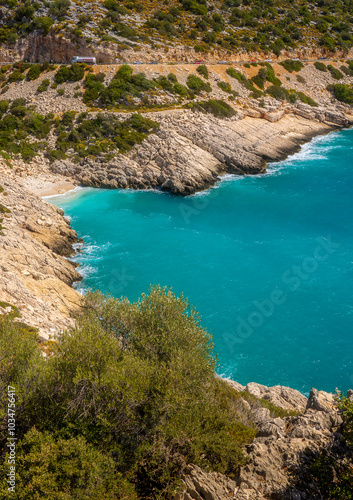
[1,0,353,63]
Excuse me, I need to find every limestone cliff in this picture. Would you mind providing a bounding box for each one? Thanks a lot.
[176,383,353,500]
[0,173,82,339]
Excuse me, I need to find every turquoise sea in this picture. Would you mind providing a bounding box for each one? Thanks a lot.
[49,129,353,394]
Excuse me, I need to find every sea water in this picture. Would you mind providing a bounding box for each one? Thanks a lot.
[49,129,353,394]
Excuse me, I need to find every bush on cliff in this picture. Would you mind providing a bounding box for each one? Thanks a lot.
[55,64,85,84]
[26,64,42,81]
[99,65,156,106]
[187,74,212,94]
[327,65,344,80]
[188,99,236,118]
[314,61,327,72]
[327,83,353,104]
[280,60,304,73]
[54,113,159,159]
[0,287,256,499]
[266,85,290,101]
[196,64,209,79]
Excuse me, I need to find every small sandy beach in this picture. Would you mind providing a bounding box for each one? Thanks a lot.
[21,175,79,197]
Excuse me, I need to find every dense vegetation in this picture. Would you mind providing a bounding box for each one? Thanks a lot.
[0,287,260,499]
[187,98,237,117]
[327,83,353,104]
[50,112,160,162]
[83,64,195,107]
[2,0,353,56]
[0,90,160,163]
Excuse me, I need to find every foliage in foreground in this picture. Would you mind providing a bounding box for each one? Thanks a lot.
[0,287,256,499]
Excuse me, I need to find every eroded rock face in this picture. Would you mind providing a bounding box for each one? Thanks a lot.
[174,465,237,500]
[175,382,353,500]
[0,174,83,338]
[225,380,308,412]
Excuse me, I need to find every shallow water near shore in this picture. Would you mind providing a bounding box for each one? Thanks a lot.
[50,128,353,394]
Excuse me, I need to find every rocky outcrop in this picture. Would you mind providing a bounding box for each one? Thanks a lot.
[175,384,353,500]
[51,110,343,196]
[174,465,237,500]
[226,380,308,412]
[0,173,83,339]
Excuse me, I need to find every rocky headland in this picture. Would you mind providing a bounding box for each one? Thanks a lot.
[177,382,353,500]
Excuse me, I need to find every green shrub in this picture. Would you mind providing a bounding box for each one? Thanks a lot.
[226,67,246,82]
[296,91,318,107]
[167,73,177,83]
[314,61,327,72]
[264,64,282,86]
[32,16,54,35]
[83,73,106,104]
[251,75,265,89]
[327,83,353,104]
[340,65,353,76]
[155,75,174,91]
[196,64,209,79]
[280,59,304,72]
[11,98,26,108]
[173,82,189,97]
[99,66,156,106]
[0,429,133,500]
[217,81,232,93]
[0,100,9,113]
[49,0,70,18]
[11,105,27,117]
[296,74,306,84]
[27,64,42,81]
[187,74,211,94]
[7,70,25,83]
[0,203,11,214]
[53,113,159,160]
[306,454,353,499]
[37,79,50,92]
[55,64,85,84]
[46,149,67,162]
[57,88,65,96]
[266,85,289,101]
[339,393,353,446]
[327,65,344,80]
[188,99,236,118]
[249,89,265,99]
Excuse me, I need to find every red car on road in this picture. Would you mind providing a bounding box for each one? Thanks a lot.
[194,60,203,64]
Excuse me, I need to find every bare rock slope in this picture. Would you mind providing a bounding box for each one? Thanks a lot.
[176,383,353,500]
[0,173,82,338]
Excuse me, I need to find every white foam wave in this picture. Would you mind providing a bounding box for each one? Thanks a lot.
[75,264,98,280]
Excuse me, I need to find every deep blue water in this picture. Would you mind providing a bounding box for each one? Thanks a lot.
[49,129,353,394]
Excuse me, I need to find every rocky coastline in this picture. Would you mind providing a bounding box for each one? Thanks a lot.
[177,382,353,500]
[0,172,82,339]
[50,107,351,195]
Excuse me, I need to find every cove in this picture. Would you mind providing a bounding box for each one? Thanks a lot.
[49,128,353,394]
